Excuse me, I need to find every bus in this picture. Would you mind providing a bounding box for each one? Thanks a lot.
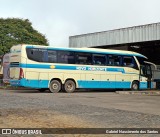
[10,44,154,93]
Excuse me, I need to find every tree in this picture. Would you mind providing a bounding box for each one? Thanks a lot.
[0,18,49,55]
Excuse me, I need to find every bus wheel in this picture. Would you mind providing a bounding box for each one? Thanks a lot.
[49,80,61,93]
[131,81,139,91]
[64,80,76,93]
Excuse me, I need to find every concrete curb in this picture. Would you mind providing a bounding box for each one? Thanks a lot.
[116,90,160,95]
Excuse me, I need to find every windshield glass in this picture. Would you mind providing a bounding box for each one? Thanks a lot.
[136,56,147,65]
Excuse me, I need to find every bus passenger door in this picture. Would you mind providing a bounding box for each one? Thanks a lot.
[140,65,152,89]
[39,73,49,88]
[145,65,152,89]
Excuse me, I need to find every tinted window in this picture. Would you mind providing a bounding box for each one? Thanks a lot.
[75,53,92,65]
[27,48,57,63]
[26,48,43,62]
[136,56,147,65]
[93,54,106,66]
[39,49,48,62]
[123,56,134,67]
[48,50,57,63]
[58,51,75,64]
[108,55,122,66]
[123,56,139,69]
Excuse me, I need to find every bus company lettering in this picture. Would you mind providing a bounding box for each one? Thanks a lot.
[76,66,106,71]
[88,67,106,71]
[76,66,87,70]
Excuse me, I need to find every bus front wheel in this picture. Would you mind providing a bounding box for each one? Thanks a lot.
[131,81,139,91]
[64,80,76,93]
[49,80,61,93]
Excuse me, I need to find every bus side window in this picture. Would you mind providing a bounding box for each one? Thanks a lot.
[108,55,122,66]
[123,56,134,68]
[57,51,75,64]
[48,50,57,63]
[75,52,92,65]
[38,49,48,62]
[93,54,106,66]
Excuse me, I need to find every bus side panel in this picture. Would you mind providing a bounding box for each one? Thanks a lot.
[78,73,116,89]
[25,71,39,88]
[115,74,131,89]
[39,72,49,88]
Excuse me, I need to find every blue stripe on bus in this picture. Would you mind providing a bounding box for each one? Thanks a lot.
[10,78,132,89]
[26,46,145,58]
[10,79,149,89]
[78,81,131,89]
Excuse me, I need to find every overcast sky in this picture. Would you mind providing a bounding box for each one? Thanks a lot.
[0,0,160,47]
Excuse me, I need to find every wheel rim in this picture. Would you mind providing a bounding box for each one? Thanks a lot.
[52,83,58,90]
[66,83,73,91]
[133,84,138,90]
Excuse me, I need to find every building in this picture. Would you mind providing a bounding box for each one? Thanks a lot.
[69,23,160,64]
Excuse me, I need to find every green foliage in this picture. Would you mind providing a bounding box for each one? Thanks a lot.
[0,18,49,55]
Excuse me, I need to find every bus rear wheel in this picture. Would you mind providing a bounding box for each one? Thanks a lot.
[49,80,61,93]
[64,80,76,93]
[131,81,139,91]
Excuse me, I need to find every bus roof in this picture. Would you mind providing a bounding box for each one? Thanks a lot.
[16,44,147,58]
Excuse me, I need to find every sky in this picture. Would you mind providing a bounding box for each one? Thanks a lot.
[0,0,160,47]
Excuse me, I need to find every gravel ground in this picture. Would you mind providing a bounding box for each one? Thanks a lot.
[0,89,160,137]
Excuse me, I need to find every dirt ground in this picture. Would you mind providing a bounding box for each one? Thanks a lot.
[0,109,114,137]
[0,108,93,128]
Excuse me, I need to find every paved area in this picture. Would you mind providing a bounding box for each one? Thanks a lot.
[0,89,160,136]
[116,90,160,95]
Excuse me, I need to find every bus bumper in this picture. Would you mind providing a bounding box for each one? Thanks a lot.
[10,79,26,87]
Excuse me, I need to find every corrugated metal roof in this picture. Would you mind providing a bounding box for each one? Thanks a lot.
[69,23,160,48]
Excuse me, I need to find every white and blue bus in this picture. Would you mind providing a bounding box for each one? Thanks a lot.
[10,44,154,93]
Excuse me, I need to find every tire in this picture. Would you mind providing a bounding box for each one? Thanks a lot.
[131,81,139,91]
[49,80,61,93]
[64,80,76,93]
[38,88,47,92]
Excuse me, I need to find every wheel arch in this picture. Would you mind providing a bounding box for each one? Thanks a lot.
[49,78,62,87]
